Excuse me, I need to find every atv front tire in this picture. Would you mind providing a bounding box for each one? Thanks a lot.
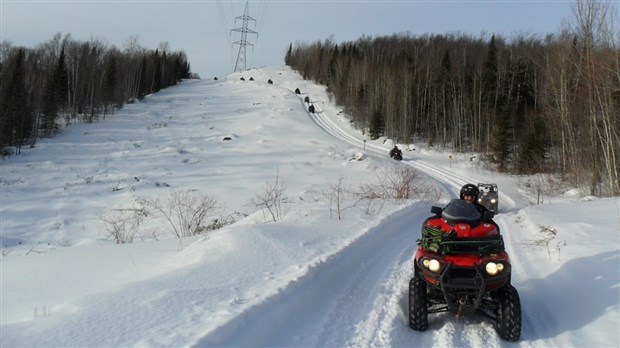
[408,275,428,331]
[496,285,521,341]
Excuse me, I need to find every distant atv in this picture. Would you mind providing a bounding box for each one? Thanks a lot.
[389,147,403,161]
[391,152,403,161]
[477,183,499,213]
[408,199,521,341]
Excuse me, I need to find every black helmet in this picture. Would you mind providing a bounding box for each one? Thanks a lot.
[460,184,479,200]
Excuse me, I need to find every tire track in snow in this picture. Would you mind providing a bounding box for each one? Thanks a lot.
[242,84,527,346]
[290,89,515,346]
[298,97,466,201]
[195,203,429,347]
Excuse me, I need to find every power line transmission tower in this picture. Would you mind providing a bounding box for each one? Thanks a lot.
[231,2,258,72]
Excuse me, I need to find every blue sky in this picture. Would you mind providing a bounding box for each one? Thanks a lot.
[1,1,587,79]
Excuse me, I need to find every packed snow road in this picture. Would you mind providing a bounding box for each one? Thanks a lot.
[197,204,427,346]
[197,203,506,347]
[194,83,525,346]
[2,69,617,348]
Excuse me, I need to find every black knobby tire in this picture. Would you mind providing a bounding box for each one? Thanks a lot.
[408,275,428,331]
[496,284,522,341]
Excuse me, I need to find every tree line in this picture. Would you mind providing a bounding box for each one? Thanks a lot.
[285,1,619,197]
[0,33,191,155]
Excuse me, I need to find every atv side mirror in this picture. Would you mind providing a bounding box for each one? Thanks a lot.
[483,211,495,220]
[431,206,443,215]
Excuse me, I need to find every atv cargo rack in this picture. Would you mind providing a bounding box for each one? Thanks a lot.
[419,226,505,255]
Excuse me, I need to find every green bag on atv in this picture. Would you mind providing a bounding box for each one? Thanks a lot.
[419,225,452,253]
[419,225,505,255]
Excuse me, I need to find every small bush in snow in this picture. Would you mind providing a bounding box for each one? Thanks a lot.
[101,208,147,244]
[251,172,287,222]
[139,190,221,239]
[322,176,359,219]
[358,165,438,200]
[204,212,243,231]
[526,225,566,262]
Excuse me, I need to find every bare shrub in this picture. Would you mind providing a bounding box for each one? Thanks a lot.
[353,183,385,215]
[322,176,359,219]
[101,208,147,244]
[520,174,572,204]
[204,212,243,231]
[523,225,565,262]
[251,172,287,222]
[357,165,440,201]
[140,190,221,239]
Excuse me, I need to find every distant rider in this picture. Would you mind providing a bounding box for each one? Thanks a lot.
[389,145,402,159]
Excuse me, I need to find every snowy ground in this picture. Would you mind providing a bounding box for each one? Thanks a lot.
[1,66,619,347]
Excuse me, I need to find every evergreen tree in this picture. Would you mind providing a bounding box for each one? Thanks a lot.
[40,73,59,136]
[182,60,190,79]
[0,48,33,153]
[103,55,117,110]
[441,49,451,77]
[368,107,384,140]
[138,56,148,100]
[285,43,293,66]
[491,108,512,172]
[54,48,69,109]
[327,45,339,88]
[152,50,162,93]
[35,47,68,137]
[515,116,548,174]
[481,35,498,108]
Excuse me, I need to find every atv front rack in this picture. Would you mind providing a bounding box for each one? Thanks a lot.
[440,237,505,254]
[419,226,505,255]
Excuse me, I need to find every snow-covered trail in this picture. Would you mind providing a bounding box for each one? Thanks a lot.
[200,74,541,346]
[195,202,430,347]
[270,81,530,346]
[297,79,619,347]
[195,203,508,348]
[2,68,617,348]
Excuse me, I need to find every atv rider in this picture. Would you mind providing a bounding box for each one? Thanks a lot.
[389,145,403,160]
[460,183,489,216]
[460,183,501,232]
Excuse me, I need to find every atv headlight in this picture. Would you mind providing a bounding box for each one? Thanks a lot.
[420,257,442,273]
[485,262,498,275]
[429,259,441,272]
[491,198,497,203]
[485,262,505,276]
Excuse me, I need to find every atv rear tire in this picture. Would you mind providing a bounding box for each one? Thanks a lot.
[496,285,521,341]
[408,275,428,331]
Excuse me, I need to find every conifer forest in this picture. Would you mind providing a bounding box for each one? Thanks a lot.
[0,33,190,154]
[1,1,617,196]
[286,1,619,196]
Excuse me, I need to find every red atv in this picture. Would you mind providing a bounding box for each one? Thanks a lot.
[408,199,521,341]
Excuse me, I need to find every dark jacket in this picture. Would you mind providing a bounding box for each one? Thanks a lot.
[389,147,402,158]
